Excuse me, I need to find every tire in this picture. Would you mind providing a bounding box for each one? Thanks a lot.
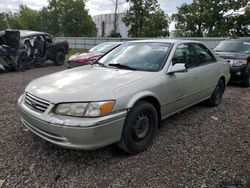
[206,79,224,107]
[243,72,250,87]
[118,101,158,155]
[54,51,65,66]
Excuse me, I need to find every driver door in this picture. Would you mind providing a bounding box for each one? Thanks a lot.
[162,43,201,116]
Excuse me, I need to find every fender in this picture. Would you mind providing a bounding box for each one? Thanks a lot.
[126,90,160,109]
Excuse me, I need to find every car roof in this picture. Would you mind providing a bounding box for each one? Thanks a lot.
[100,41,123,45]
[127,39,201,44]
[19,30,53,38]
[0,29,54,38]
[223,38,250,42]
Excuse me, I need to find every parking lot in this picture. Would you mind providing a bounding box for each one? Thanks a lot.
[0,64,249,187]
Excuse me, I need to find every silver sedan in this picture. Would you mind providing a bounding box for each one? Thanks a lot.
[18,40,230,154]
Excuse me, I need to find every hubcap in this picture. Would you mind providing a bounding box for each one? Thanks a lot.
[132,113,150,141]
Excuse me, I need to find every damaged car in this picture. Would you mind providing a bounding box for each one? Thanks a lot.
[18,40,230,154]
[0,29,69,71]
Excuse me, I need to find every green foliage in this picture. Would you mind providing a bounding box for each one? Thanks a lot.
[172,0,250,37]
[109,30,122,37]
[0,13,9,31]
[39,0,97,37]
[123,0,169,37]
[0,0,97,37]
[13,5,41,30]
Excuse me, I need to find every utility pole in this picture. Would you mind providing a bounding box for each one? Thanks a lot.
[113,0,119,34]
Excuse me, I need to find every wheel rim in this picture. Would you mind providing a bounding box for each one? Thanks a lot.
[132,112,151,142]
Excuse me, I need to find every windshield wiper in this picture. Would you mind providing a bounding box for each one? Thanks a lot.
[108,63,137,70]
[91,61,106,67]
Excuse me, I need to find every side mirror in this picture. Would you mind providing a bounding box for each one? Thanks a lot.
[167,63,187,74]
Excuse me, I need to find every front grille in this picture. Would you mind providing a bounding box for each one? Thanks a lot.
[25,93,50,113]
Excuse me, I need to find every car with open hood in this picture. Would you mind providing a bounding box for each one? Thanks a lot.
[18,40,230,154]
[214,38,250,87]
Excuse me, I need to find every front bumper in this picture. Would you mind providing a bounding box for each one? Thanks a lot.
[230,65,248,83]
[18,95,127,150]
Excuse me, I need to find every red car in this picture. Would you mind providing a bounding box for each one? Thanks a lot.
[66,42,122,68]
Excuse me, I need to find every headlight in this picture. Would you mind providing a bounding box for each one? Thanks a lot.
[232,59,247,67]
[84,101,115,117]
[54,101,115,117]
[55,103,88,117]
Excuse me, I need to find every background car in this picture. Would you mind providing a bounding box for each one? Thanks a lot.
[66,42,122,68]
[0,29,69,71]
[18,40,230,155]
[214,38,250,87]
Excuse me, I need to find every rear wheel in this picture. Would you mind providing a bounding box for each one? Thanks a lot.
[206,79,224,107]
[118,101,158,155]
[54,51,65,66]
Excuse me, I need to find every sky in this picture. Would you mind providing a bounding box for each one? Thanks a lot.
[0,0,193,15]
[0,0,193,30]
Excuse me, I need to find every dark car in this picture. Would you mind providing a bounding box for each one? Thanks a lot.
[214,38,250,87]
[0,29,69,71]
[66,42,122,68]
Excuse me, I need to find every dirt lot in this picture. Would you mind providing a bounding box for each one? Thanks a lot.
[0,65,249,188]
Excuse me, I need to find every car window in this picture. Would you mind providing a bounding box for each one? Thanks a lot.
[89,43,119,53]
[214,40,250,53]
[45,35,53,43]
[172,43,196,68]
[98,42,171,72]
[193,43,216,65]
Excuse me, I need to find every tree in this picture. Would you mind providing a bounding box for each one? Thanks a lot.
[108,0,126,37]
[7,5,40,30]
[40,0,97,37]
[123,0,169,37]
[172,0,250,37]
[0,13,9,30]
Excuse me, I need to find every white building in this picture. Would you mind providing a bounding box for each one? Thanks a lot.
[93,13,129,38]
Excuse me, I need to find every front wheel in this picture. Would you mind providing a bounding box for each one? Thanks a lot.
[118,101,158,155]
[54,52,65,66]
[206,79,224,107]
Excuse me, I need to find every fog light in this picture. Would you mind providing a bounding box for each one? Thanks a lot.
[237,71,241,76]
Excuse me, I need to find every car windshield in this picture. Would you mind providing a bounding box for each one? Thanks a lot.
[214,41,250,53]
[89,43,119,53]
[98,42,171,72]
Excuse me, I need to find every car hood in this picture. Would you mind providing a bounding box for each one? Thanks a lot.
[69,51,103,62]
[26,65,152,103]
[215,51,249,60]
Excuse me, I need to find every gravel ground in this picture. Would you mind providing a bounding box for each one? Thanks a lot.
[0,65,249,188]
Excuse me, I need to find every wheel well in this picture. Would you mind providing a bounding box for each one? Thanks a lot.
[219,76,225,92]
[138,96,161,128]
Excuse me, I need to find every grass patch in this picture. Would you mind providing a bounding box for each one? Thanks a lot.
[66,48,87,60]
